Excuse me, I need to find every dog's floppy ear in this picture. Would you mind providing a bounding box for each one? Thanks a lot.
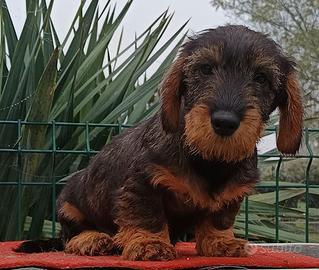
[276,71,303,154]
[160,56,185,132]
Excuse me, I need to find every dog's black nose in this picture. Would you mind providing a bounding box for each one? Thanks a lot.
[211,111,240,136]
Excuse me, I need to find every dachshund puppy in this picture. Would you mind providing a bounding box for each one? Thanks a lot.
[16,25,303,260]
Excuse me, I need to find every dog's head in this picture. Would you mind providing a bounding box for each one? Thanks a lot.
[160,25,303,162]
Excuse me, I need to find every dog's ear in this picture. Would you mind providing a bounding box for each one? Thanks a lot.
[276,71,303,154]
[160,56,185,132]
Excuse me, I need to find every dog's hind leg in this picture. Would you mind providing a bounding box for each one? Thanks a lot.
[58,201,115,256]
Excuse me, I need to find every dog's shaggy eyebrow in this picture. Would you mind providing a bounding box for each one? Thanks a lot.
[185,46,222,67]
[252,56,282,88]
[253,53,281,75]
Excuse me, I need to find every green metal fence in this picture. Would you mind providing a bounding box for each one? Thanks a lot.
[0,120,318,243]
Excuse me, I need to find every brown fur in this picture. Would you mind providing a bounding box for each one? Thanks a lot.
[186,46,222,67]
[65,231,114,255]
[254,54,281,82]
[277,73,303,154]
[184,104,264,162]
[113,226,176,261]
[196,220,248,257]
[16,25,304,261]
[59,202,85,223]
[151,165,254,212]
[160,57,186,132]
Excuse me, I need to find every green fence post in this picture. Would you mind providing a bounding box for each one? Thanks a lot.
[51,121,56,238]
[17,120,22,239]
[117,122,122,134]
[305,128,313,243]
[244,196,249,240]
[273,126,283,243]
[275,155,282,243]
[85,122,90,154]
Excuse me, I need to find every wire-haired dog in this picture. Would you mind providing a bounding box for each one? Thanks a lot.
[16,25,303,260]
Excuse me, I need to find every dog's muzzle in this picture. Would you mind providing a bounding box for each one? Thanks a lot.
[211,111,240,136]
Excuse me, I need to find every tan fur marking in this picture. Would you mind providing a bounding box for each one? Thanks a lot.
[277,73,303,154]
[184,104,264,162]
[59,202,85,222]
[151,165,253,212]
[114,225,176,261]
[196,219,248,257]
[65,231,114,256]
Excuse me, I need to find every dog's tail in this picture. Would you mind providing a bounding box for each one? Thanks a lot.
[14,238,64,253]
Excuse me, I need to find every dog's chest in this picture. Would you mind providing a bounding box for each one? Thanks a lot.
[152,165,253,213]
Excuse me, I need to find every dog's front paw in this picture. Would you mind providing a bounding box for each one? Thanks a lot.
[65,231,114,256]
[197,237,248,257]
[123,239,177,261]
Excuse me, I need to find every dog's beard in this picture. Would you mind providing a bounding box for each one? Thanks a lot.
[184,104,264,162]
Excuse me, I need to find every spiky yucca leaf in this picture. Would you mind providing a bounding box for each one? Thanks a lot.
[0,0,186,240]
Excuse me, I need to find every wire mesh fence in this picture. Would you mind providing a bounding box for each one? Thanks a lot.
[0,120,318,242]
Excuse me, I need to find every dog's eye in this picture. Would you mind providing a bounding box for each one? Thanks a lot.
[199,64,213,75]
[254,72,268,84]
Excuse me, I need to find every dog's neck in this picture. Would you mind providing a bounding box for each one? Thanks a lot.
[181,152,247,193]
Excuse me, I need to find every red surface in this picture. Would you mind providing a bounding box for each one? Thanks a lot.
[1,241,319,269]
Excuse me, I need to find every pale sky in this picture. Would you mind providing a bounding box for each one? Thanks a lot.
[7,1,229,72]
[7,0,228,40]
